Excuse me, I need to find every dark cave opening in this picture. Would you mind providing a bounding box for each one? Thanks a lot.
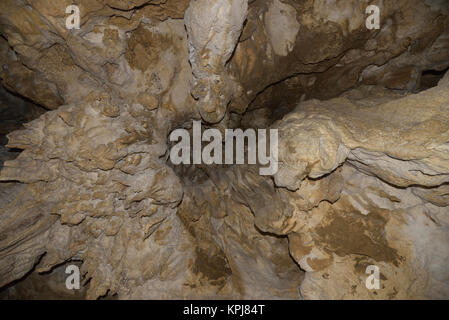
[0,84,47,169]
[419,67,449,90]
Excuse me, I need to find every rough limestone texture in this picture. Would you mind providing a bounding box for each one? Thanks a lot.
[272,74,449,299]
[0,0,448,299]
[185,0,248,123]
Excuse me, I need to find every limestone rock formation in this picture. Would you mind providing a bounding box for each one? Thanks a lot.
[0,0,448,299]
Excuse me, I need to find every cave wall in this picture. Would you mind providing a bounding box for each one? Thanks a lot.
[0,0,448,299]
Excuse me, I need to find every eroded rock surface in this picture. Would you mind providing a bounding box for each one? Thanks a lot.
[0,0,448,299]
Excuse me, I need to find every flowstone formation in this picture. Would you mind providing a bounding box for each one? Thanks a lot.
[0,0,448,299]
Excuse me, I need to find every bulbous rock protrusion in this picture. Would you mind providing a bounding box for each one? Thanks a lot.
[185,0,248,123]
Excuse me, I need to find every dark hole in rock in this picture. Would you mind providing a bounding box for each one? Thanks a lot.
[419,67,449,90]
